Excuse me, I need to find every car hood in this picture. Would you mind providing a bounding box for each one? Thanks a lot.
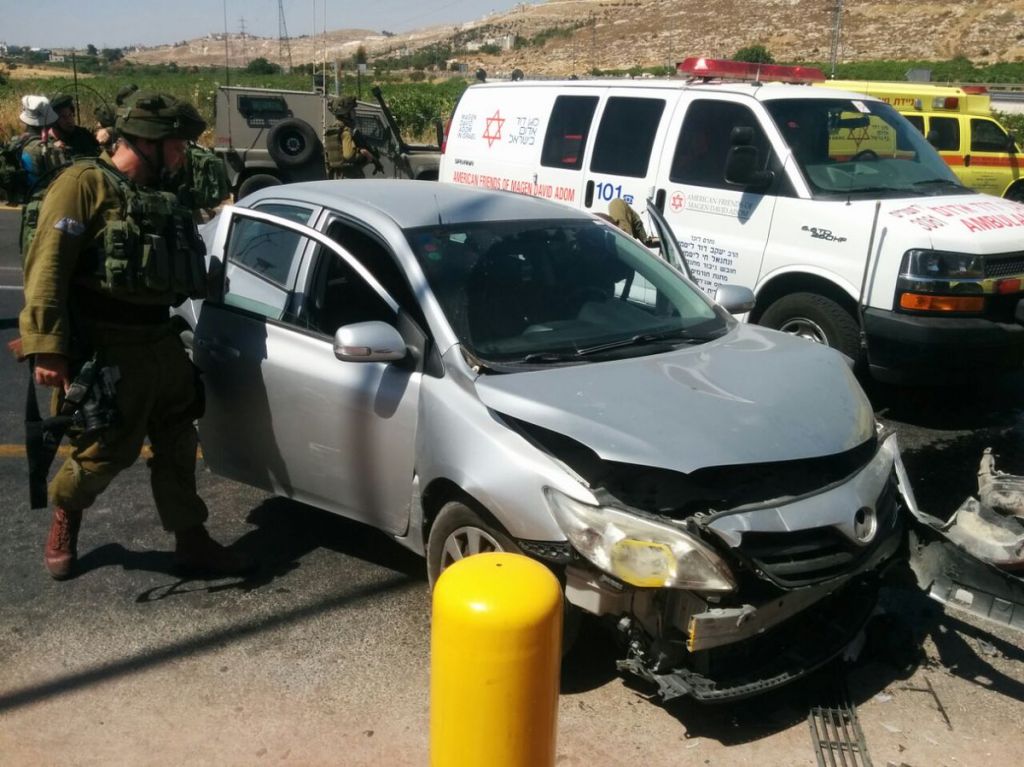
[474,324,875,474]
[880,194,1024,252]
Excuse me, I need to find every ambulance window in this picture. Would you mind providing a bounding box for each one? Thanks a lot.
[928,117,960,151]
[590,97,666,177]
[904,115,925,134]
[541,96,599,170]
[971,119,1010,152]
[670,100,770,189]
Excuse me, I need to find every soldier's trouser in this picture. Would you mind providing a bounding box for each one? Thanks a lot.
[49,325,209,532]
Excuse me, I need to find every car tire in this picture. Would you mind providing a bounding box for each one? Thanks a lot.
[267,118,321,168]
[427,500,580,654]
[760,292,861,361]
[1006,184,1024,204]
[236,173,282,201]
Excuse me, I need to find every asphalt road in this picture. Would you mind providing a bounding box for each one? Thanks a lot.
[0,206,1022,766]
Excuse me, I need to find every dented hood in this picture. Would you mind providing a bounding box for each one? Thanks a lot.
[474,324,875,474]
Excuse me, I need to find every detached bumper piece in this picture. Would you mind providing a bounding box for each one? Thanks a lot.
[808,702,873,767]
[617,579,878,703]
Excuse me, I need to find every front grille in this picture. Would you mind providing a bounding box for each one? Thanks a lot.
[985,255,1024,279]
[734,473,901,588]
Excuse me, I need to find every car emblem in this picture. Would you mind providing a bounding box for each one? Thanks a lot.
[852,506,877,544]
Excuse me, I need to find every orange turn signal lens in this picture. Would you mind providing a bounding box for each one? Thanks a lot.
[899,293,984,312]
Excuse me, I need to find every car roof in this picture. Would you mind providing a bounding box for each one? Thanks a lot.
[242,179,598,229]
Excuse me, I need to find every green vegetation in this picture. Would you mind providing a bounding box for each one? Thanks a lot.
[732,45,775,64]
[0,65,468,143]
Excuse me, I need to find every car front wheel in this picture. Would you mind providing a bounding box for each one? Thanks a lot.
[760,291,861,361]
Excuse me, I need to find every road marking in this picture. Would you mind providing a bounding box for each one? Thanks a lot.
[0,286,23,291]
[0,266,21,271]
[0,445,204,459]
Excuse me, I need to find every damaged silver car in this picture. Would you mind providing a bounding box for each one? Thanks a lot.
[181,180,1003,702]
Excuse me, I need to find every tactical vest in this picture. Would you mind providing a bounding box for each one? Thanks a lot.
[1,135,70,204]
[183,144,230,209]
[21,158,208,306]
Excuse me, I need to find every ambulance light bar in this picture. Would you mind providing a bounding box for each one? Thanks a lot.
[677,57,826,84]
[933,97,959,110]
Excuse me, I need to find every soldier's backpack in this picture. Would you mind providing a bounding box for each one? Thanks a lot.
[0,135,31,204]
[183,144,230,209]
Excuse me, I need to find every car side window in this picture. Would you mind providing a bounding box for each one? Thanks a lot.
[221,205,313,319]
[301,251,396,337]
[541,95,599,170]
[590,97,666,177]
[669,100,770,189]
[971,118,1010,152]
[928,116,960,151]
[904,115,925,134]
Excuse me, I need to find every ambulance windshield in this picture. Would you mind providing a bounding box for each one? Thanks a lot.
[766,98,965,198]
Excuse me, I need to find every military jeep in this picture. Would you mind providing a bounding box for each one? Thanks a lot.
[213,85,441,199]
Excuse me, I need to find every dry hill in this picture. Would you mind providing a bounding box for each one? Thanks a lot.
[126,0,1024,77]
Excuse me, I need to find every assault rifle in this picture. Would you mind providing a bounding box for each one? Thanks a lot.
[352,128,384,176]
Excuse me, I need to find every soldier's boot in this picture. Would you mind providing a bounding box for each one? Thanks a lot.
[44,507,83,580]
[174,525,252,576]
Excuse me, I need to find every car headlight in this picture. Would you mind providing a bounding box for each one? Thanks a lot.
[544,487,736,592]
[900,249,985,281]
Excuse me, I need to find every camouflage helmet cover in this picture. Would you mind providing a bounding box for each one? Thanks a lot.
[50,94,75,112]
[329,95,356,117]
[115,91,206,141]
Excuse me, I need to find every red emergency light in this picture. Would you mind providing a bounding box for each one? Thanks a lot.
[677,57,826,84]
[962,86,988,95]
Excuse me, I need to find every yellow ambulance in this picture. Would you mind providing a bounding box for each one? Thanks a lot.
[818,80,1023,201]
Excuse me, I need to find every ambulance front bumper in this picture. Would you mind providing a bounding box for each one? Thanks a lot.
[863,304,1024,385]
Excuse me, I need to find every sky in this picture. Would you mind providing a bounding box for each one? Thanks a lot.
[1,0,531,49]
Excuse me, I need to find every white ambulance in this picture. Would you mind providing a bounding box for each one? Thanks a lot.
[439,58,1024,385]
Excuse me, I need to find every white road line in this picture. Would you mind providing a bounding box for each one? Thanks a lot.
[0,285,24,290]
[0,266,22,271]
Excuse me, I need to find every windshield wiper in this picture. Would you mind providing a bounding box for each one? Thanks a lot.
[520,351,580,363]
[575,328,713,356]
[913,178,962,187]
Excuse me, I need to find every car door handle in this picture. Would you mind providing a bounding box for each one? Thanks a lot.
[195,338,241,360]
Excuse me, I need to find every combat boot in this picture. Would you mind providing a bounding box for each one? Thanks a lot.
[174,525,252,576]
[44,507,83,580]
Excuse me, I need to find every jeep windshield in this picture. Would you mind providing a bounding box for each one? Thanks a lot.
[765,98,966,199]
[406,219,727,365]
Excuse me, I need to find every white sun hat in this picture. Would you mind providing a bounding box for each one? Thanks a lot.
[19,95,58,127]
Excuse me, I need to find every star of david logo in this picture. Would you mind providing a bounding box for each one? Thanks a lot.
[482,110,505,148]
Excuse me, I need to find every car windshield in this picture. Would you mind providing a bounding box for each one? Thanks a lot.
[765,98,966,199]
[406,219,727,364]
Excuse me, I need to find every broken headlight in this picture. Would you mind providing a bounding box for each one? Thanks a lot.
[544,487,736,592]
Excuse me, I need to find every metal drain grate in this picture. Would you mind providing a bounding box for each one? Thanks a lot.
[808,702,873,767]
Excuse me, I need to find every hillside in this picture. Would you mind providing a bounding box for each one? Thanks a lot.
[126,0,1024,77]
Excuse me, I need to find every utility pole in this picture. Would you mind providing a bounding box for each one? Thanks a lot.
[828,0,844,78]
[278,0,293,71]
[239,16,248,64]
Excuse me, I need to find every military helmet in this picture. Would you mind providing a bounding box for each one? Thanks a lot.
[115,91,206,141]
[329,95,356,117]
[50,94,75,112]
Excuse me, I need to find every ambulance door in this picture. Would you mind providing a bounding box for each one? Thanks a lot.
[924,115,965,184]
[533,92,603,211]
[579,91,674,222]
[652,97,778,296]
[962,116,1021,197]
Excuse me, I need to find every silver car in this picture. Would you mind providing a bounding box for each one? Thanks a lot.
[182,179,916,702]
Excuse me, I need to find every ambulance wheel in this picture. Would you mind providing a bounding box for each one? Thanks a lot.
[760,292,861,361]
[236,173,281,201]
[267,118,320,167]
[1006,184,1024,204]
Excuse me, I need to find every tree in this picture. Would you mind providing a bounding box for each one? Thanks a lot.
[731,45,774,64]
[101,47,124,62]
[86,44,98,57]
[245,57,281,75]
[355,45,367,65]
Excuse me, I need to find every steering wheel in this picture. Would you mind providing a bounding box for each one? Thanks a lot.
[851,149,879,161]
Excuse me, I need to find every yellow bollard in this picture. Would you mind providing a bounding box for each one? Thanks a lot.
[430,552,562,767]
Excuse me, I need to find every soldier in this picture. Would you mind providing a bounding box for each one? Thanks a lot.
[16,95,66,193]
[19,91,250,580]
[325,95,375,179]
[49,94,101,157]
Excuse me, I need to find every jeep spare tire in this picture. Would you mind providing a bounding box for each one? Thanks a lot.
[236,173,282,201]
[267,119,320,168]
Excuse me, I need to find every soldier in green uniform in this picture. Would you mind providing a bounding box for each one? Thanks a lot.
[20,91,250,580]
[325,95,374,179]
[49,94,101,158]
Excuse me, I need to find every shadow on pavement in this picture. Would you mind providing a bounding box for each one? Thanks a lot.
[864,371,1024,431]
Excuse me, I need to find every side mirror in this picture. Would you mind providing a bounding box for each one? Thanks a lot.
[714,284,756,314]
[333,321,407,363]
[725,145,774,189]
